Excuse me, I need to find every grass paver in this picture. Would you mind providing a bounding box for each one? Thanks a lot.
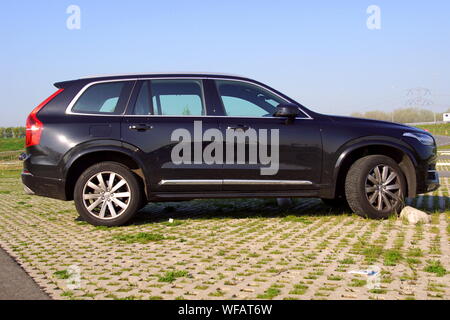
[0,167,448,300]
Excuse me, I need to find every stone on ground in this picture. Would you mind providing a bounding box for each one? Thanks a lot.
[400,206,431,224]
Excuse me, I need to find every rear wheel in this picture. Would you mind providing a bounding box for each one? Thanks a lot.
[74,162,143,226]
[345,155,406,219]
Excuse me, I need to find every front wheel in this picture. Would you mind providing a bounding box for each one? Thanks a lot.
[345,155,406,219]
[74,162,143,226]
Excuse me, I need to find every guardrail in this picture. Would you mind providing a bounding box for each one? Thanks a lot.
[0,150,23,162]
[405,121,445,126]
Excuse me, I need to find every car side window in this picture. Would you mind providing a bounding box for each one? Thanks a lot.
[150,80,205,116]
[215,80,287,117]
[133,81,151,115]
[72,82,129,114]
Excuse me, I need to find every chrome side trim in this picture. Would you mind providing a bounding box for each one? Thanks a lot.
[158,179,313,186]
[223,179,313,185]
[159,179,223,186]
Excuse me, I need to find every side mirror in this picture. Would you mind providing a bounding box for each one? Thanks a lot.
[273,103,300,118]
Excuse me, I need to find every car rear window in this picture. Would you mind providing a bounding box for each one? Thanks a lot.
[71,81,130,114]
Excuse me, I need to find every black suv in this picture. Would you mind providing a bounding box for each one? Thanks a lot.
[21,73,439,226]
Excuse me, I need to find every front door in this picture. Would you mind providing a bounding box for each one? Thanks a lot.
[212,79,322,192]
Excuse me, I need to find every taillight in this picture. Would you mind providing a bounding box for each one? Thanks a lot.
[25,89,64,148]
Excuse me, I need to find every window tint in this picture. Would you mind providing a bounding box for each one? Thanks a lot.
[151,80,204,116]
[221,97,269,117]
[216,80,287,117]
[100,98,119,112]
[72,82,127,114]
[133,81,151,115]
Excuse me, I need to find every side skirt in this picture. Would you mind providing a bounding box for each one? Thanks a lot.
[150,190,320,201]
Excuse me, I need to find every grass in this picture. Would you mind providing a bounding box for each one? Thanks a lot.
[289,283,308,295]
[415,123,450,136]
[0,138,24,152]
[349,279,367,287]
[424,260,447,277]
[113,232,167,243]
[158,270,190,283]
[361,245,383,263]
[383,249,403,266]
[161,220,185,227]
[407,248,423,257]
[208,289,225,297]
[339,257,355,265]
[53,270,71,279]
[369,288,387,294]
[438,144,450,150]
[281,215,313,224]
[256,286,281,299]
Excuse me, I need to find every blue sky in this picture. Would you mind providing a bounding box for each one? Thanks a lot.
[1,0,449,126]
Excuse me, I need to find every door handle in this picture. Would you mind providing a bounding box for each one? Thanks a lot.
[129,124,153,131]
[227,124,250,131]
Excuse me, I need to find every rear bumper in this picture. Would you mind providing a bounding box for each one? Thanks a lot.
[21,171,67,200]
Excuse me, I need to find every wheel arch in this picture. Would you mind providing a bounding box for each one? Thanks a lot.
[333,140,417,199]
[63,142,149,201]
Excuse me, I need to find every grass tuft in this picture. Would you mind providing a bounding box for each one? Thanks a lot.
[424,260,447,277]
[53,270,70,279]
[113,232,167,243]
[158,270,190,283]
[282,215,313,224]
[257,286,281,299]
[383,249,403,266]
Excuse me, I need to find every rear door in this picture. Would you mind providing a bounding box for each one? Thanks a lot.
[121,78,222,193]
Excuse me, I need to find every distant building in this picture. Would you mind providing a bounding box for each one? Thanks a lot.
[444,113,450,122]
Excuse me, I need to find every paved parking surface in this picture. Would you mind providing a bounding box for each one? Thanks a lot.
[0,247,49,300]
[434,135,450,147]
[0,168,448,300]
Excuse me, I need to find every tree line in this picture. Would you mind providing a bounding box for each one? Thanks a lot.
[0,127,26,138]
[0,108,448,137]
[351,107,450,123]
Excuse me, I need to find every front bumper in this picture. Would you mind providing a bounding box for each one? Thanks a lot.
[426,169,440,193]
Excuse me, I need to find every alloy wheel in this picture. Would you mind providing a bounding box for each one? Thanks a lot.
[82,171,131,220]
[365,165,402,211]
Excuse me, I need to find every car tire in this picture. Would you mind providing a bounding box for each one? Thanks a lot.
[74,161,143,226]
[345,155,406,219]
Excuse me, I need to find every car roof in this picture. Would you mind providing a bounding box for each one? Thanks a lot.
[54,72,253,88]
[80,72,246,79]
